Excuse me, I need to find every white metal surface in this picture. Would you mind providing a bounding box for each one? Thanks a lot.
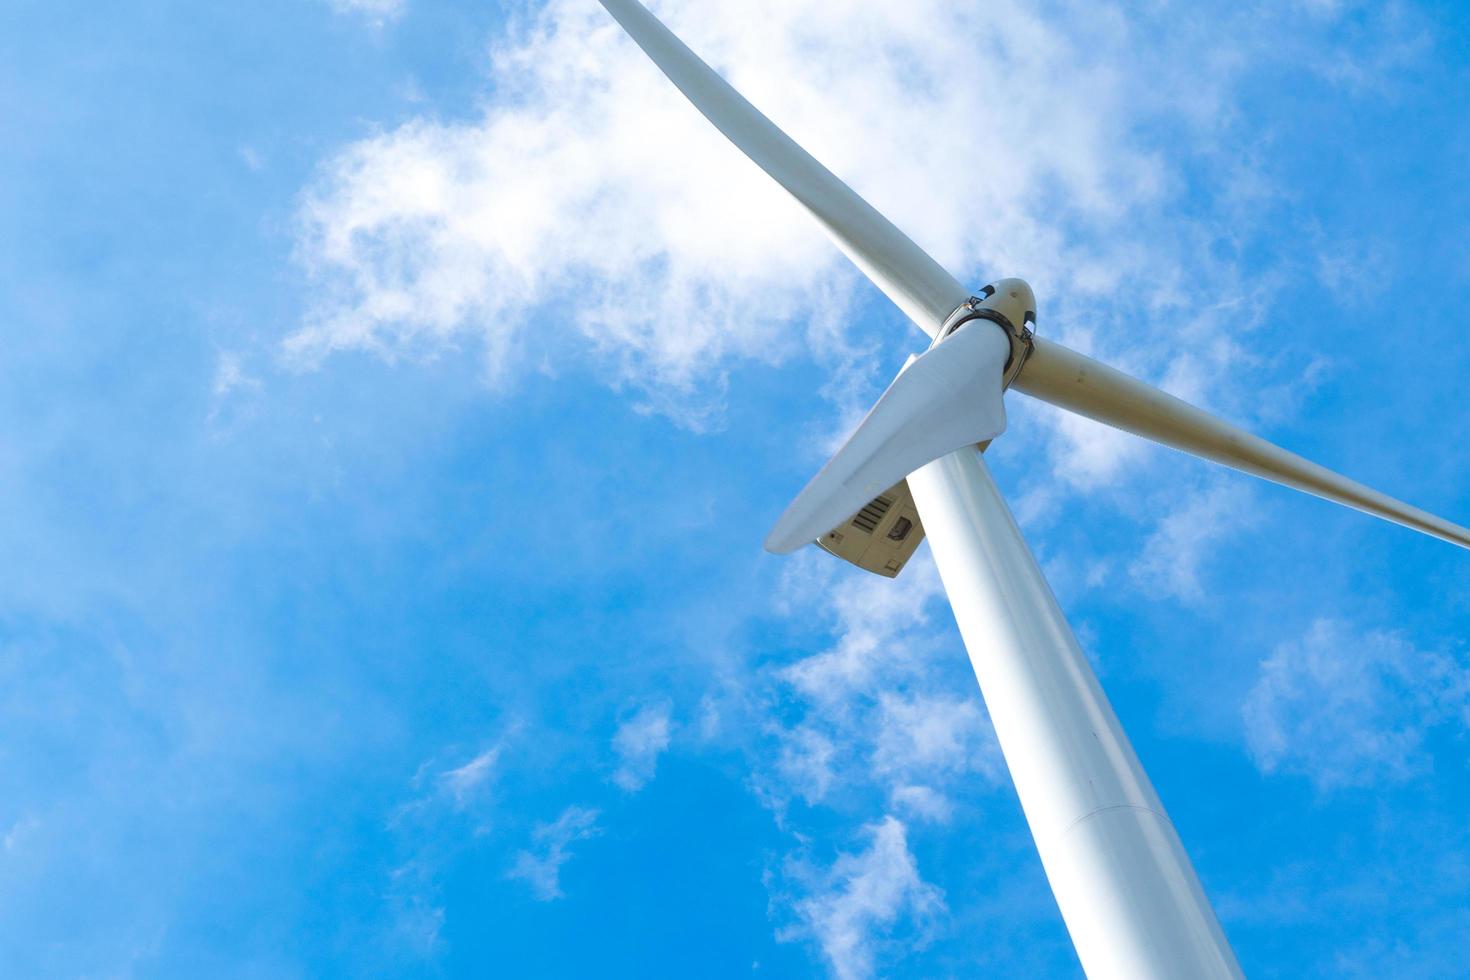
[908,448,1243,980]
[1014,337,1470,551]
[765,321,1010,553]
[596,0,967,336]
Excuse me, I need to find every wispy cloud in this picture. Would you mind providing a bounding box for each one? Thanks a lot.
[1242,618,1470,790]
[237,145,265,173]
[871,692,1002,788]
[758,554,1004,819]
[209,351,260,406]
[724,554,1004,970]
[375,738,516,958]
[385,864,447,959]
[507,805,601,901]
[438,745,502,808]
[781,817,944,980]
[395,739,510,824]
[773,724,839,807]
[611,701,672,792]
[886,785,953,825]
[3,817,39,854]
[290,0,1262,428]
[1130,483,1256,603]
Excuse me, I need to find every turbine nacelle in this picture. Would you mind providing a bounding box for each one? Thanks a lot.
[937,277,1033,343]
[764,287,1018,560]
[806,279,1038,578]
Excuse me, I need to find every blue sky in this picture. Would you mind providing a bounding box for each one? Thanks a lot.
[3,0,1469,976]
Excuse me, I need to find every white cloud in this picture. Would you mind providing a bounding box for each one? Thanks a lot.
[1130,483,1255,603]
[507,805,601,901]
[731,554,1004,967]
[774,724,839,806]
[887,785,953,825]
[776,555,944,706]
[211,351,259,399]
[376,740,511,946]
[611,701,672,791]
[1043,405,1151,492]
[385,865,446,958]
[394,740,509,822]
[782,817,944,980]
[762,555,1004,816]
[438,745,501,807]
[3,817,39,853]
[1242,619,1470,790]
[871,693,1002,786]
[291,0,1258,427]
[207,351,264,429]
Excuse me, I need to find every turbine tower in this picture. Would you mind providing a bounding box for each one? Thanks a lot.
[594,2,1470,975]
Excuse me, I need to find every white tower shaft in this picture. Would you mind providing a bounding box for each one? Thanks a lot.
[907,448,1243,979]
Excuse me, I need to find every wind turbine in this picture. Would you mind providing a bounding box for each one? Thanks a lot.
[593,1,1470,975]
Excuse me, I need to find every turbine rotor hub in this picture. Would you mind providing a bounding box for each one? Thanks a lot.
[936,277,1036,389]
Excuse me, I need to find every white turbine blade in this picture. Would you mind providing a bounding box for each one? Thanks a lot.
[1013,338,1470,550]
[596,0,966,337]
[765,323,1012,553]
